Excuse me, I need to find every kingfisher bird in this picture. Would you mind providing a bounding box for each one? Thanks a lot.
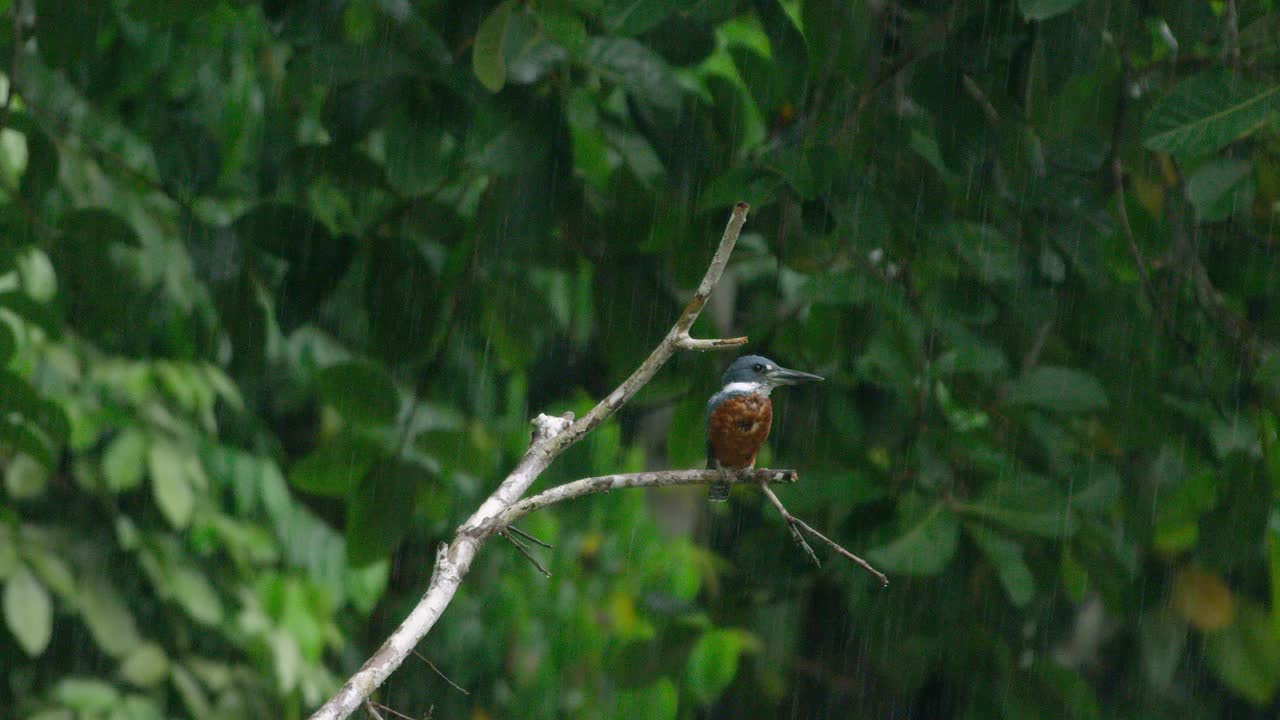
[706,355,824,501]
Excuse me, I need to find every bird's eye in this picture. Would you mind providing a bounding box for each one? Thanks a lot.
[752,363,765,372]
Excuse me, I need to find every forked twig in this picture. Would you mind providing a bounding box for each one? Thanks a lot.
[507,524,552,549]
[500,531,551,578]
[759,482,889,587]
[368,702,415,720]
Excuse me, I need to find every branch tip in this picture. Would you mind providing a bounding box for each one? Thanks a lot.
[675,335,749,352]
[411,649,470,695]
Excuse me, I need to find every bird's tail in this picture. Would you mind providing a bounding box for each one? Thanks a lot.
[708,458,729,502]
[708,481,730,502]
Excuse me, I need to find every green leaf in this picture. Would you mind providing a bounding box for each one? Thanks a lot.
[1005,366,1108,413]
[1185,158,1254,222]
[962,473,1075,538]
[169,566,223,626]
[1139,612,1187,691]
[289,432,382,496]
[77,574,142,658]
[54,677,120,712]
[344,559,390,615]
[315,361,399,425]
[269,628,304,693]
[1142,72,1280,157]
[0,368,71,450]
[119,642,170,688]
[581,37,682,110]
[382,110,450,196]
[867,500,959,575]
[5,564,53,656]
[939,223,1020,285]
[170,662,211,718]
[1204,601,1280,705]
[149,441,196,529]
[966,524,1034,606]
[346,458,432,566]
[473,0,514,92]
[618,677,677,720]
[685,629,745,704]
[103,428,149,492]
[753,0,808,108]
[6,452,48,499]
[603,0,678,36]
[1019,0,1083,20]
[25,546,75,599]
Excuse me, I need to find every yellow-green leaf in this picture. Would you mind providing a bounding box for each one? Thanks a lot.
[472,0,513,92]
[4,564,52,656]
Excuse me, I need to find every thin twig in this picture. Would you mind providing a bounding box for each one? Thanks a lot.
[363,700,385,720]
[410,650,470,695]
[759,482,889,586]
[506,524,552,548]
[962,74,1001,124]
[1111,158,1159,311]
[1107,70,1231,415]
[307,203,752,720]
[1165,165,1260,371]
[789,512,889,586]
[757,481,822,567]
[500,531,551,578]
[369,702,415,720]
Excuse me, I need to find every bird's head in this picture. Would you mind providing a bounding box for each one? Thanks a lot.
[719,355,824,394]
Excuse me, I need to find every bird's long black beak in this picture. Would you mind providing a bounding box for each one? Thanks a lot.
[765,366,824,386]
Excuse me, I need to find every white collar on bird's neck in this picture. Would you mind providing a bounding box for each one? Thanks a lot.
[721,380,771,397]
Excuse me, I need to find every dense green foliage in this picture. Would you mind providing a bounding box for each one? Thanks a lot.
[2,0,1280,718]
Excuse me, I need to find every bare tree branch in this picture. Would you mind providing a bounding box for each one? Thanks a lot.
[307,203,752,720]
[488,468,798,531]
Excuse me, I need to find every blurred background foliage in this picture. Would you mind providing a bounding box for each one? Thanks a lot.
[1,0,1279,718]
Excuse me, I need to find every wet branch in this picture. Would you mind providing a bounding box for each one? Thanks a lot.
[759,482,889,586]
[307,203,752,720]
[489,468,799,531]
